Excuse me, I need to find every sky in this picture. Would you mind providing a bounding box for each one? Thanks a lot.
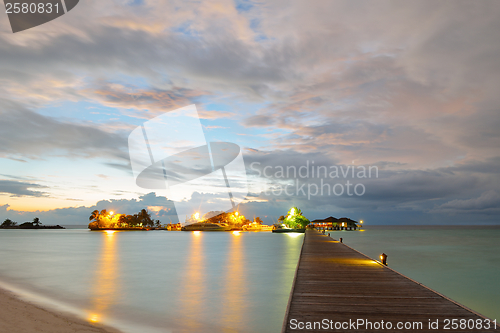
[1,0,500,225]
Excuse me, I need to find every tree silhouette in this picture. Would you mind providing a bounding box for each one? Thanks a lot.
[138,209,154,227]
[1,219,17,227]
[33,217,41,227]
[89,210,100,222]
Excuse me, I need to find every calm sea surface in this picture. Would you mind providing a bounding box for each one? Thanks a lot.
[0,226,498,332]
[0,230,303,333]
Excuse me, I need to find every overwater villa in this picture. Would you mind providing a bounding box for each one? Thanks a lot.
[310,216,361,230]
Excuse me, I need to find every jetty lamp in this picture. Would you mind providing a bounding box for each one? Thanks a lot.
[380,253,388,266]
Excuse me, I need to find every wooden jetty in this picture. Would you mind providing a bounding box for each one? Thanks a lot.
[283,230,498,332]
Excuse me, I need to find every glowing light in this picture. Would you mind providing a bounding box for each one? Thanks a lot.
[194,212,200,220]
[380,255,383,260]
[105,230,115,235]
[89,314,99,323]
[360,220,363,223]
[232,231,241,236]
[286,233,302,238]
[193,231,201,235]
[290,208,296,216]
[235,212,239,216]
[109,211,114,216]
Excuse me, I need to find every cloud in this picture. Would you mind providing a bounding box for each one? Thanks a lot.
[432,191,500,214]
[0,99,128,160]
[0,179,48,197]
[243,149,500,223]
[84,83,207,117]
[245,115,275,127]
[1,192,179,225]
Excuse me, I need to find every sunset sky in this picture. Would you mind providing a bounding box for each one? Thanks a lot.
[1,0,499,225]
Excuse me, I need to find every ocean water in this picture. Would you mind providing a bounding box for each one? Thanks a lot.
[0,226,498,332]
[0,230,303,333]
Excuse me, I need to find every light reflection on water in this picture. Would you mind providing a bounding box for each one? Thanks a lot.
[221,231,246,332]
[89,230,120,324]
[0,230,303,333]
[178,231,205,332]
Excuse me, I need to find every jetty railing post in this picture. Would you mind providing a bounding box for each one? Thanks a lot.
[380,253,387,265]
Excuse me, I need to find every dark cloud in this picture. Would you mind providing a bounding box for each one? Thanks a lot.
[432,190,500,214]
[0,99,128,160]
[0,179,48,197]
[243,149,500,222]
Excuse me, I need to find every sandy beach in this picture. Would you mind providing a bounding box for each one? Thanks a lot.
[0,287,121,333]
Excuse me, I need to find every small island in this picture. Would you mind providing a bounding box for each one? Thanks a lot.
[88,209,161,230]
[0,217,65,229]
[272,207,310,233]
[179,211,272,231]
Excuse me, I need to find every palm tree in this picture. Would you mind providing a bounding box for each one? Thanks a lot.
[33,217,41,227]
[89,210,100,222]
[138,209,153,227]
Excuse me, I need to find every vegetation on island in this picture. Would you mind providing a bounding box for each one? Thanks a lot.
[1,217,64,229]
[279,207,310,229]
[1,218,17,228]
[88,209,161,229]
[204,211,251,227]
[181,210,267,231]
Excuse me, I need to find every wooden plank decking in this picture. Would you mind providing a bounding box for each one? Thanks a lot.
[283,230,498,332]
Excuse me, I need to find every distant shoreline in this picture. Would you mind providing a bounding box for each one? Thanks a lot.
[0,225,65,229]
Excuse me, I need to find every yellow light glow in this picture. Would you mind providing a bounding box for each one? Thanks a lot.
[360,220,363,223]
[109,211,114,216]
[232,231,241,236]
[193,231,201,235]
[194,212,200,220]
[105,230,115,235]
[89,314,99,323]
[286,233,302,238]
[235,212,239,216]
[380,255,383,260]
[290,208,296,216]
